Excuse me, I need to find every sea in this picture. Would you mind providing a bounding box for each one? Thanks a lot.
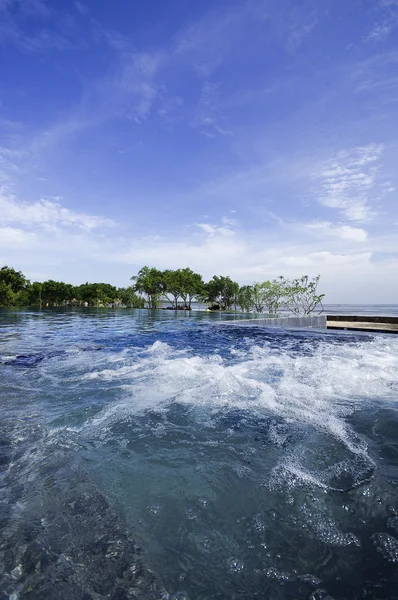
[0,306,398,600]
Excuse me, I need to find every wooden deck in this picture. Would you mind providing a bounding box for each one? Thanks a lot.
[327,315,398,333]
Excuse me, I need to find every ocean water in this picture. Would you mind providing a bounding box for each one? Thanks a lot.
[0,308,398,600]
[171,302,398,317]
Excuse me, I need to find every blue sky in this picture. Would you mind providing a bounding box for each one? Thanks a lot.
[1,0,398,302]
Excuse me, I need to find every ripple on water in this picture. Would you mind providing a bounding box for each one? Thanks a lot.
[1,310,398,599]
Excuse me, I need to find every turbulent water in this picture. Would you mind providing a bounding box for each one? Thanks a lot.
[1,309,398,600]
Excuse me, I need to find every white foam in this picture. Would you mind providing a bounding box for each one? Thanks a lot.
[83,336,398,447]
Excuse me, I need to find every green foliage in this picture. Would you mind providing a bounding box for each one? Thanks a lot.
[0,266,29,292]
[0,280,15,306]
[75,283,118,307]
[131,267,205,310]
[178,268,205,308]
[203,275,240,311]
[284,275,325,315]
[250,279,288,314]
[0,266,30,306]
[162,269,184,308]
[118,287,145,308]
[162,268,204,308]
[41,280,74,306]
[131,266,165,309]
[26,282,43,308]
[0,265,326,314]
[237,285,254,313]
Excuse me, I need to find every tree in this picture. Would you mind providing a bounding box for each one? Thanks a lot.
[27,282,43,308]
[131,266,164,309]
[203,275,240,311]
[179,268,205,309]
[0,263,326,314]
[163,269,184,308]
[285,275,325,315]
[0,280,15,306]
[0,266,28,292]
[75,283,118,306]
[118,287,145,308]
[251,279,288,314]
[162,268,205,309]
[237,285,254,312]
[251,282,268,313]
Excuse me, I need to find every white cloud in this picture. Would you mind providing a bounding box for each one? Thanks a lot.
[0,193,115,230]
[221,216,237,227]
[0,226,35,247]
[285,7,318,52]
[368,0,398,41]
[314,144,384,221]
[1,202,398,302]
[303,221,368,242]
[196,222,235,237]
[26,50,165,153]
[280,251,372,268]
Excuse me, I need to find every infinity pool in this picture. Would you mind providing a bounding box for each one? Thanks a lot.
[1,309,397,599]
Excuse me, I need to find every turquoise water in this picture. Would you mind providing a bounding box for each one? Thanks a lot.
[1,308,398,599]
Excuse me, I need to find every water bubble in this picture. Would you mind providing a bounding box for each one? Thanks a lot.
[253,514,266,531]
[264,567,290,582]
[387,516,398,533]
[227,557,244,572]
[186,508,197,520]
[372,532,398,563]
[10,564,22,579]
[171,592,190,600]
[310,590,335,600]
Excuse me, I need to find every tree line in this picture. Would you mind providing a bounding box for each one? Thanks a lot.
[0,266,144,309]
[0,265,325,315]
[132,266,325,314]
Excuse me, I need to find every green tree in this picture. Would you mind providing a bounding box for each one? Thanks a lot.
[75,283,118,306]
[118,287,145,308]
[0,280,15,306]
[203,275,240,311]
[285,275,325,315]
[179,268,204,309]
[249,279,287,314]
[163,269,184,308]
[162,268,204,309]
[237,285,254,312]
[26,282,43,308]
[39,280,76,306]
[131,266,164,309]
[0,266,28,292]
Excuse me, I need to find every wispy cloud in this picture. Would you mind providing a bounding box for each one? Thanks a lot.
[196,221,235,237]
[303,220,368,242]
[193,81,232,137]
[74,1,88,16]
[0,193,115,230]
[0,0,51,17]
[0,226,36,248]
[1,191,397,302]
[314,144,386,222]
[283,3,318,52]
[0,0,83,52]
[368,0,398,41]
[23,49,165,153]
[0,19,74,51]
